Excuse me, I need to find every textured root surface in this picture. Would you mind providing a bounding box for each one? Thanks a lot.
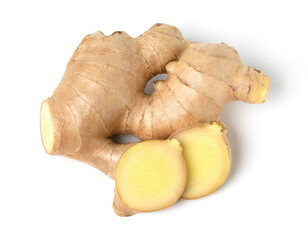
[40,23,190,168]
[170,122,231,199]
[115,139,186,212]
[40,24,270,216]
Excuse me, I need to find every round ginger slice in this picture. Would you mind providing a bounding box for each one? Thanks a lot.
[170,122,231,199]
[115,139,187,212]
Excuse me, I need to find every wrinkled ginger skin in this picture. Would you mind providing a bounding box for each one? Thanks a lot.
[127,42,270,141]
[40,23,190,179]
[40,23,270,217]
[41,24,269,180]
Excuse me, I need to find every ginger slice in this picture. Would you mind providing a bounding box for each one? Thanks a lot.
[170,122,231,199]
[115,139,187,212]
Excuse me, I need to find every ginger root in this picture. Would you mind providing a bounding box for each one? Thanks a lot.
[40,23,270,216]
[115,139,186,212]
[40,23,190,179]
[170,122,231,199]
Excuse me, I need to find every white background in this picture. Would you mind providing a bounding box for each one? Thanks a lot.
[1,0,307,239]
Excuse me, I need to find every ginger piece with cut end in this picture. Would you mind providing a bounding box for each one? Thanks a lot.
[40,27,269,179]
[170,122,231,199]
[40,23,190,179]
[115,139,186,212]
[40,23,270,216]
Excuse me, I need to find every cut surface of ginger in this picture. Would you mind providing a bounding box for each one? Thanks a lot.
[40,101,54,154]
[171,122,231,199]
[248,75,270,103]
[116,139,187,212]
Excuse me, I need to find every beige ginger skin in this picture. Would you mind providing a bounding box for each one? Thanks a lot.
[40,23,270,216]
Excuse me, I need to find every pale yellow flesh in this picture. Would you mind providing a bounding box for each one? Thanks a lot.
[172,123,230,199]
[248,75,270,103]
[40,101,54,154]
[116,139,187,212]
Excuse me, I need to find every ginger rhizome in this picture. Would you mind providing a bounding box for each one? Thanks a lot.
[40,23,190,179]
[170,122,231,199]
[40,23,270,217]
[115,139,186,212]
